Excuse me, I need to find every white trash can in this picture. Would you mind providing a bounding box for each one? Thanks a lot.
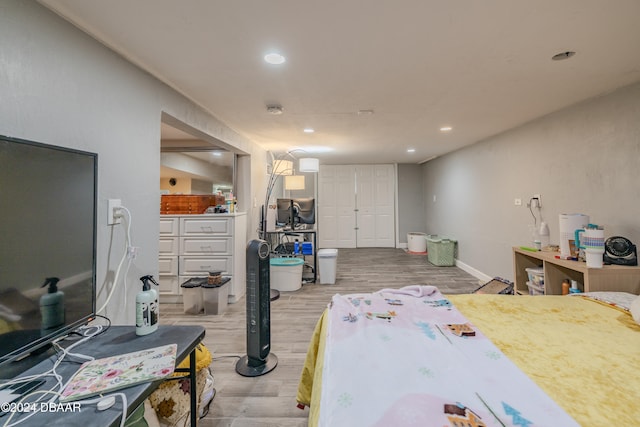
[270,257,304,291]
[318,249,338,284]
[407,232,427,253]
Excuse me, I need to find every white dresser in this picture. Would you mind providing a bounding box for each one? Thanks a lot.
[158,212,247,304]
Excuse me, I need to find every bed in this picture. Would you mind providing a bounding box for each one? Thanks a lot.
[297,285,640,426]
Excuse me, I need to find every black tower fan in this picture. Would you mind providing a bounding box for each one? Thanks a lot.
[236,239,278,376]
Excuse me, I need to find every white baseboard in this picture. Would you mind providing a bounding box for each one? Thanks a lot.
[455,259,492,284]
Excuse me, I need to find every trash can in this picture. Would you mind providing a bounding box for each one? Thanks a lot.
[426,235,457,266]
[318,249,338,284]
[407,232,427,253]
[180,277,205,314]
[270,257,304,291]
[202,277,230,315]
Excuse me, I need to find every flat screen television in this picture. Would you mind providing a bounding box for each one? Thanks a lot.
[0,135,97,370]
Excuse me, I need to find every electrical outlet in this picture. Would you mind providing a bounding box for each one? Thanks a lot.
[514,198,522,206]
[533,194,541,208]
[108,199,122,225]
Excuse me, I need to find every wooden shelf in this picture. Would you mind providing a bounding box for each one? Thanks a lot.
[512,247,640,295]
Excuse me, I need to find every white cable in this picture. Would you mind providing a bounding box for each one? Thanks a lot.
[1,327,103,427]
[97,205,133,315]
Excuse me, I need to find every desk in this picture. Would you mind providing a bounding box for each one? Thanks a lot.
[265,228,317,283]
[0,325,204,427]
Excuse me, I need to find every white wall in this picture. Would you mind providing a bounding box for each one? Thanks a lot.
[422,82,640,280]
[0,0,268,324]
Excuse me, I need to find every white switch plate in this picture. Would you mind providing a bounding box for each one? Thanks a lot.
[514,198,522,206]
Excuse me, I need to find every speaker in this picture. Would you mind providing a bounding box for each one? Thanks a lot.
[236,239,278,376]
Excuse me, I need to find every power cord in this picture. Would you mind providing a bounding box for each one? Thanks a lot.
[98,205,136,315]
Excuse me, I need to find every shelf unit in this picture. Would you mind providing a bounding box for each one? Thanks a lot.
[265,229,317,283]
[513,247,640,295]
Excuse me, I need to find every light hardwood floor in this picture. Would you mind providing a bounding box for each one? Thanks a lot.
[160,248,482,426]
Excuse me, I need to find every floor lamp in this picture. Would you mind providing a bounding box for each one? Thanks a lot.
[261,151,318,301]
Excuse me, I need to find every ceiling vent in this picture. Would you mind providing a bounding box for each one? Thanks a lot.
[266,105,284,115]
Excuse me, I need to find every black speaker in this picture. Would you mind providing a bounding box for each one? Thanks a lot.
[236,239,278,376]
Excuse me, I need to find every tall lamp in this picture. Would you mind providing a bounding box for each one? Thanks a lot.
[261,151,319,239]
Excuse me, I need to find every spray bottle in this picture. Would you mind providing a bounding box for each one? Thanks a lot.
[40,277,64,335]
[136,275,160,336]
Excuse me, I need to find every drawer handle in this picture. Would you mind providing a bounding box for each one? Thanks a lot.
[200,246,214,251]
[200,265,213,269]
[200,227,214,232]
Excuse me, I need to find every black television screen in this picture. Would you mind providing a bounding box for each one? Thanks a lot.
[0,135,97,368]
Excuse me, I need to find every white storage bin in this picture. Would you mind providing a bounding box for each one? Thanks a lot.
[180,278,204,314]
[270,258,304,291]
[202,277,230,315]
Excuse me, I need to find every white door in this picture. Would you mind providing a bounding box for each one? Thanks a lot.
[356,165,395,247]
[318,165,356,248]
[372,164,395,247]
[355,165,376,247]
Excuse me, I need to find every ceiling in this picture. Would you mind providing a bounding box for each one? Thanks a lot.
[41,0,640,164]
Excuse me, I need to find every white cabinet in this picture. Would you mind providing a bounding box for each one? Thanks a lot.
[158,213,247,304]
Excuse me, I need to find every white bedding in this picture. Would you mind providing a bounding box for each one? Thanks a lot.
[317,285,579,427]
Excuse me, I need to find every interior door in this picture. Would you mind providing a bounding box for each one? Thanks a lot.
[356,164,395,247]
[318,165,356,248]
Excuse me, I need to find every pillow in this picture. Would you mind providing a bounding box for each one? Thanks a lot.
[631,295,640,325]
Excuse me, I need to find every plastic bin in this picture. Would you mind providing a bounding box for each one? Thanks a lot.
[318,249,338,284]
[426,235,457,266]
[202,277,230,315]
[180,277,205,314]
[526,280,545,295]
[525,267,545,287]
[270,257,304,291]
[407,232,427,253]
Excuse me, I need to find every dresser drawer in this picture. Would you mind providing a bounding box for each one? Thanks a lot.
[159,217,179,235]
[159,237,179,255]
[181,217,231,235]
[179,256,232,275]
[180,237,232,255]
[159,256,178,275]
[158,275,180,296]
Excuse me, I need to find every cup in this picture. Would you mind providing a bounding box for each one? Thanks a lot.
[586,249,604,268]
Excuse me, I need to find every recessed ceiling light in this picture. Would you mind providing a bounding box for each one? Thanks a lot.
[440,126,453,132]
[552,51,576,61]
[264,52,286,65]
[303,128,315,133]
[407,148,416,153]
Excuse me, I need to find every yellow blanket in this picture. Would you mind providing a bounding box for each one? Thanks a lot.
[298,294,640,426]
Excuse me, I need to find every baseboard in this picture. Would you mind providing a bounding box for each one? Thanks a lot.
[455,259,492,284]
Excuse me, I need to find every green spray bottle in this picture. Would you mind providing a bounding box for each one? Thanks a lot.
[40,277,64,335]
[136,275,159,336]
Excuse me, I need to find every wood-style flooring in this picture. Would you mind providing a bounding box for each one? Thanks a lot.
[160,247,482,426]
